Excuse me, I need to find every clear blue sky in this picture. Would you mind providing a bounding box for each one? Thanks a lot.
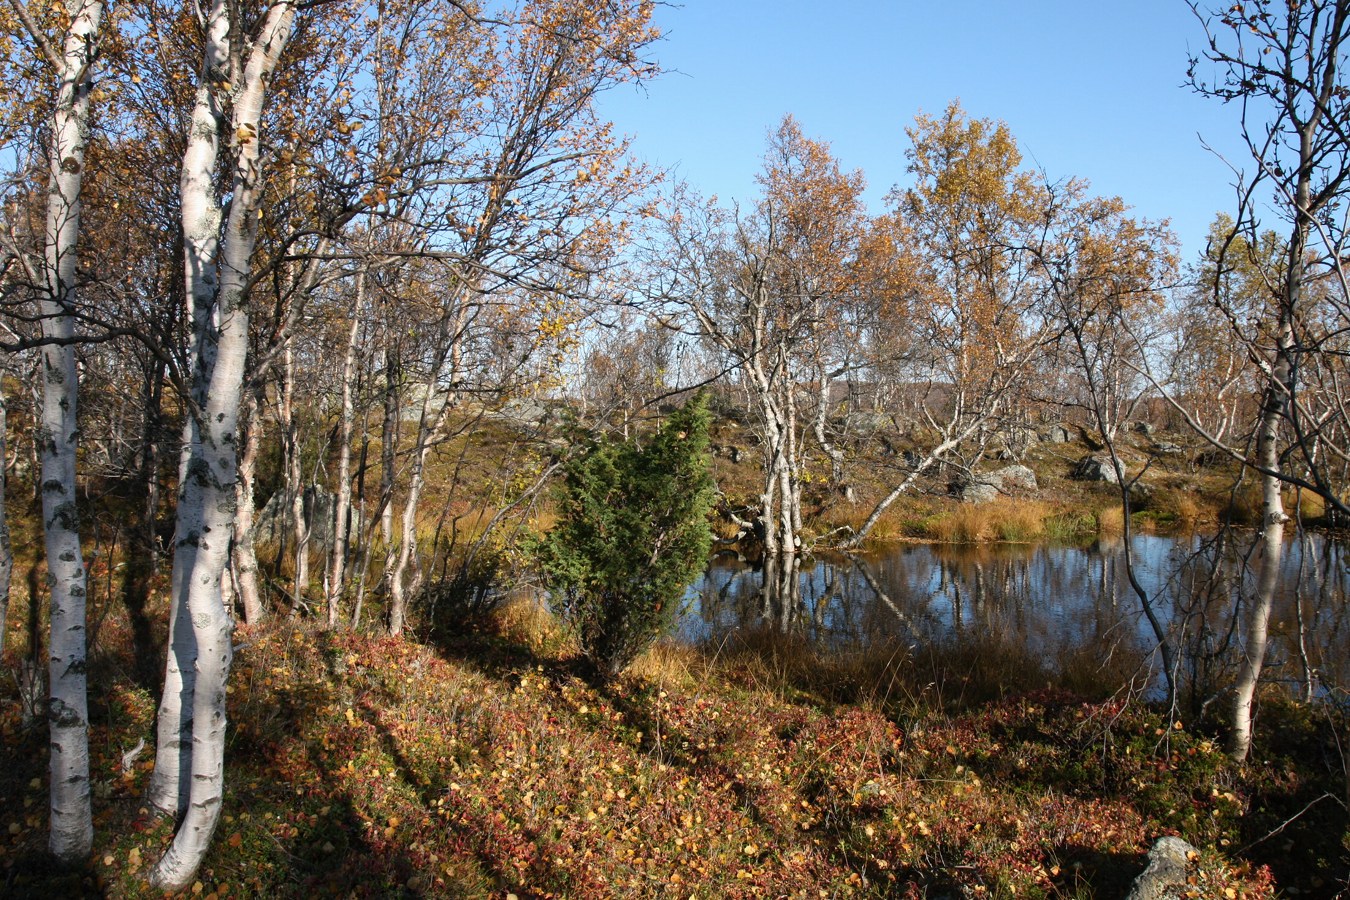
[599,0,1254,265]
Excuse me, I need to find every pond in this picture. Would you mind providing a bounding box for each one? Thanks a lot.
[683,532,1350,701]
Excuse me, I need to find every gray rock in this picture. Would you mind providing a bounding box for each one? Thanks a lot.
[256,485,339,548]
[958,464,1038,503]
[995,464,1038,491]
[499,397,549,425]
[1154,442,1184,455]
[1125,836,1197,900]
[1131,421,1157,437]
[1040,423,1073,443]
[1192,448,1229,469]
[960,482,1002,504]
[1072,455,1120,484]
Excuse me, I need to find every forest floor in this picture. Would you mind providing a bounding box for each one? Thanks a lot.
[2,596,1345,899]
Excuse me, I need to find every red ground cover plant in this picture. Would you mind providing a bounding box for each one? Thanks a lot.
[0,617,1326,898]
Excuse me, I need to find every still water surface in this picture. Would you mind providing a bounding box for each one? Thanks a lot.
[683,533,1350,698]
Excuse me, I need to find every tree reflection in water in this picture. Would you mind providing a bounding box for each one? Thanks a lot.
[682,535,1350,705]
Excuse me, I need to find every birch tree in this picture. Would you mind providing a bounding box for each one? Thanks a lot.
[148,0,300,886]
[369,0,657,635]
[1166,215,1275,445]
[848,103,1053,546]
[1189,0,1350,761]
[2,0,105,863]
[1033,185,1182,707]
[655,117,873,555]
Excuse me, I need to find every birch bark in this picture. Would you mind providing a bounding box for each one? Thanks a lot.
[233,392,265,623]
[327,274,365,626]
[14,0,106,862]
[148,0,230,819]
[150,0,297,888]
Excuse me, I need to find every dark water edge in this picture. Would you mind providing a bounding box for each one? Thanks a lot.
[682,532,1350,703]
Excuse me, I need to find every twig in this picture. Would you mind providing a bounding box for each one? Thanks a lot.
[1235,792,1344,855]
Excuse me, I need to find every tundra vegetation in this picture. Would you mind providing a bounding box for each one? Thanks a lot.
[0,0,1347,896]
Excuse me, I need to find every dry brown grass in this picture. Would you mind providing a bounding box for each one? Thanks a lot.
[1097,505,1125,536]
[627,640,702,686]
[1160,488,1202,523]
[923,499,1060,544]
[491,594,570,655]
[693,621,1143,713]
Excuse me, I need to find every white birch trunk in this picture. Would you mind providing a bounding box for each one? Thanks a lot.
[1229,312,1295,760]
[327,275,364,627]
[388,404,448,635]
[282,338,311,604]
[379,349,399,546]
[812,371,845,486]
[151,1,297,889]
[784,377,802,547]
[28,0,104,862]
[1229,115,1314,760]
[233,393,265,623]
[149,0,229,818]
[1229,414,1286,761]
[387,296,466,636]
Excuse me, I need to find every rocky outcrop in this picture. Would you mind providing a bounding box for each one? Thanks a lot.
[1125,836,1197,900]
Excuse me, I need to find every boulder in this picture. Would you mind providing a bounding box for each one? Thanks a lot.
[957,464,1038,503]
[1125,836,1197,900]
[1040,423,1073,443]
[959,481,1002,504]
[854,411,892,432]
[1131,421,1157,437]
[994,464,1038,491]
[255,485,347,548]
[1192,448,1229,469]
[1072,455,1119,484]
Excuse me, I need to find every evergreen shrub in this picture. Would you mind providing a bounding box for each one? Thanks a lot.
[536,394,715,676]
